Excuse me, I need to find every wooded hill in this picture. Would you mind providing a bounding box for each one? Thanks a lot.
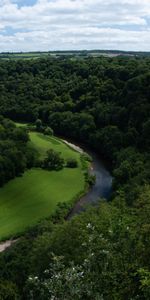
[0,56,149,299]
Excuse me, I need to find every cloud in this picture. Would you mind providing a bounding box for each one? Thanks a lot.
[0,0,150,51]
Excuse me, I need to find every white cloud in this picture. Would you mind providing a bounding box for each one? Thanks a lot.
[0,0,150,51]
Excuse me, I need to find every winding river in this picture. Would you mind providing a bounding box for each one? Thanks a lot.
[0,139,112,252]
[63,141,112,218]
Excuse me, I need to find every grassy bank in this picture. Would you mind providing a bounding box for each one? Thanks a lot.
[29,132,81,161]
[0,132,85,240]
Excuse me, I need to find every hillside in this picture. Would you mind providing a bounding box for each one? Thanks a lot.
[0,56,149,299]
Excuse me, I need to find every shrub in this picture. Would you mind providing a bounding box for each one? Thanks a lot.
[35,119,42,131]
[66,158,78,168]
[43,149,64,171]
[81,153,93,162]
[44,127,54,136]
[85,172,96,186]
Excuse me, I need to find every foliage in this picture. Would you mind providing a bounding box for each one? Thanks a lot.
[24,189,150,299]
[0,116,36,186]
[85,173,96,186]
[42,149,64,171]
[66,158,78,168]
[0,187,149,299]
[0,280,18,300]
[44,127,53,136]
[35,119,42,132]
[0,56,149,299]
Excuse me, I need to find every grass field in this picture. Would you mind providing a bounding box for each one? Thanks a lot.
[29,132,81,161]
[0,132,85,240]
[0,52,50,60]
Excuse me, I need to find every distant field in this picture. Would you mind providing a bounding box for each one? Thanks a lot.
[0,51,149,61]
[0,52,50,60]
[0,132,85,240]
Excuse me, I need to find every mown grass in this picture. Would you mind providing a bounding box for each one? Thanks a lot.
[0,132,85,240]
[29,132,81,162]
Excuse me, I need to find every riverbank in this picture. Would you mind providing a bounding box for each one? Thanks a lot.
[67,151,112,218]
[0,138,112,253]
[62,139,84,154]
[0,132,86,246]
[0,138,84,253]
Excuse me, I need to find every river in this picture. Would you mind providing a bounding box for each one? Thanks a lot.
[64,142,112,218]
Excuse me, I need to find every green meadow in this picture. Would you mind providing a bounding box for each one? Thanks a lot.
[29,132,81,161]
[0,132,85,240]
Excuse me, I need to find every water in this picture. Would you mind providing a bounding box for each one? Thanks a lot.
[67,146,112,218]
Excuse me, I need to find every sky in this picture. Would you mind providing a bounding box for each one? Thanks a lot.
[0,0,150,52]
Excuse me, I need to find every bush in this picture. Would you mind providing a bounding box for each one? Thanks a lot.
[35,119,42,131]
[66,158,78,168]
[81,153,93,162]
[43,149,64,171]
[44,127,54,136]
[85,172,96,186]
[27,124,36,132]
[0,280,18,300]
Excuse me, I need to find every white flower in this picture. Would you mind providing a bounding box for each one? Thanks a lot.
[28,276,33,281]
[34,276,38,280]
[79,271,84,277]
[87,223,92,229]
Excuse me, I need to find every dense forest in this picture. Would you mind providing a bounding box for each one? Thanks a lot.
[0,117,37,187]
[0,56,150,299]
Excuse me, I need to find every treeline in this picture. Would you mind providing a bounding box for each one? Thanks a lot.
[0,116,36,186]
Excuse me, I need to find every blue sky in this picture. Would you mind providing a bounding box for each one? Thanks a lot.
[13,0,37,8]
[0,0,150,52]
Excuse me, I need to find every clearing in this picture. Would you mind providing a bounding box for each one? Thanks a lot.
[0,132,85,240]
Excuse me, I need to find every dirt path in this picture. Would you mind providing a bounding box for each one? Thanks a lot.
[0,239,18,253]
[62,139,84,154]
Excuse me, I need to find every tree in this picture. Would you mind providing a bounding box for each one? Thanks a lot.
[0,116,37,186]
[44,127,54,136]
[0,280,18,300]
[66,158,78,168]
[43,149,64,171]
[35,119,42,132]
